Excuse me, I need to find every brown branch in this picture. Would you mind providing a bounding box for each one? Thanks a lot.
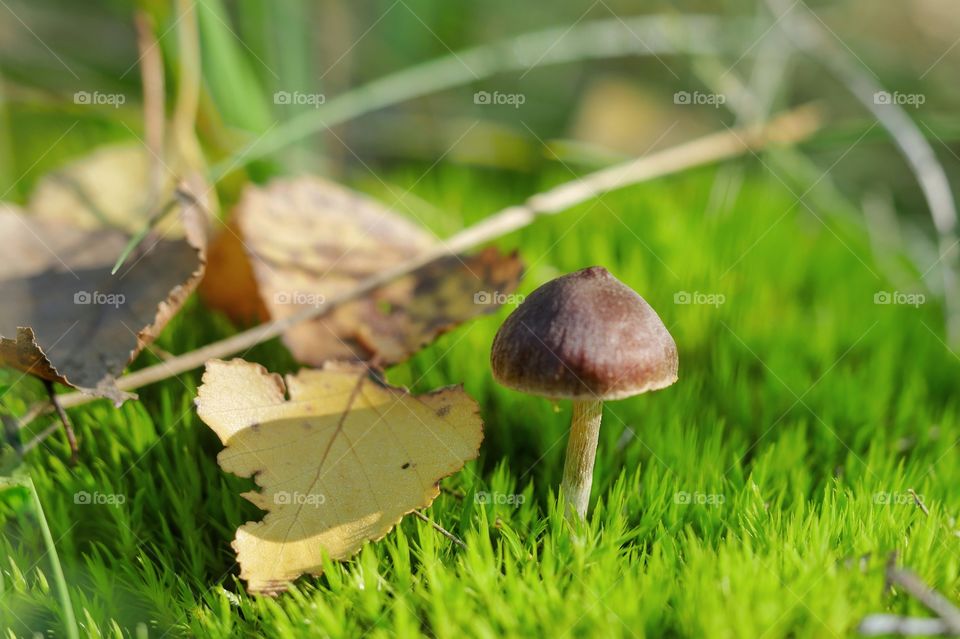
[134,11,165,202]
[908,488,930,516]
[44,379,77,465]
[412,510,466,548]
[887,564,960,634]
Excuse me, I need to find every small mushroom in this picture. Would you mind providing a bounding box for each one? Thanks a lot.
[490,266,678,520]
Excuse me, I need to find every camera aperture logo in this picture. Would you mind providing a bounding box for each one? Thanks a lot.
[274,491,326,506]
[474,290,525,306]
[673,90,726,108]
[74,491,126,507]
[874,491,923,505]
[274,291,326,307]
[74,290,125,308]
[74,91,126,108]
[674,290,725,307]
[274,90,326,107]
[674,491,724,507]
[874,291,925,307]
[873,91,925,108]
[474,491,525,506]
[474,90,525,109]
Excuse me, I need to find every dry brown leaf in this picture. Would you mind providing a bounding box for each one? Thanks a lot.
[201,176,523,365]
[198,220,268,324]
[195,358,483,594]
[0,175,208,402]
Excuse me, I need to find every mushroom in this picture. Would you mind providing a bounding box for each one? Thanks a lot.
[490,266,678,520]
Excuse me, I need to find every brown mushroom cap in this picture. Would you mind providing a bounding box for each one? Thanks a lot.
[490,266,678,400]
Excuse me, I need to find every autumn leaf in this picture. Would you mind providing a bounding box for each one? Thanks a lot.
[195,358,483,595]
[0,172,208,402]
[201,176,523,365]
[199,219,268,324]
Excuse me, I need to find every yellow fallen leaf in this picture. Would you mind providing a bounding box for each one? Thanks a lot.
[195,358,483,595]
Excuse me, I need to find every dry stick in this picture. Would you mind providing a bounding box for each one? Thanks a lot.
[862,553,960,636]
[764,0,960,348]
[18,105,822,436]
[412,511,466,549]
[134,11,165,202]
[43,380,77,465]
[171,0,203,175]
[108,11,169,276]
[885,564,960,635]
[908,488,930,516]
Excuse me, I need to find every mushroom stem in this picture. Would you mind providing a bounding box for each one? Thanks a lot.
[561,399,603,520]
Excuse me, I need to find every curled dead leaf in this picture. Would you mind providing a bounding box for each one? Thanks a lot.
[196,358,483,594]
[201,176,523,365]
[0,175,209,402]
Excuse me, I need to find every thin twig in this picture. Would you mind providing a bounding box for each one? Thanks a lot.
[43,379,77,465]
[134,11,165,203]
[908,488,930,516]
[412,510,466,549]
[110,10,170,278]
[862,552,960,635]
[886,558,960,635]
[172,0,203,174]
[17,105,822,441]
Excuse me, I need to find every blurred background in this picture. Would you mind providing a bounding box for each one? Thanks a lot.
[2,0,959,328]
[0,0,957,207]
[3,2,960,635]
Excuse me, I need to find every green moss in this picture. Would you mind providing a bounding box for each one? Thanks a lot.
[2,163,958,638]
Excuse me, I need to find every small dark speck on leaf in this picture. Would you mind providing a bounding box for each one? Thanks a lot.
[436,405,451,417]
[401,462,411,469]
